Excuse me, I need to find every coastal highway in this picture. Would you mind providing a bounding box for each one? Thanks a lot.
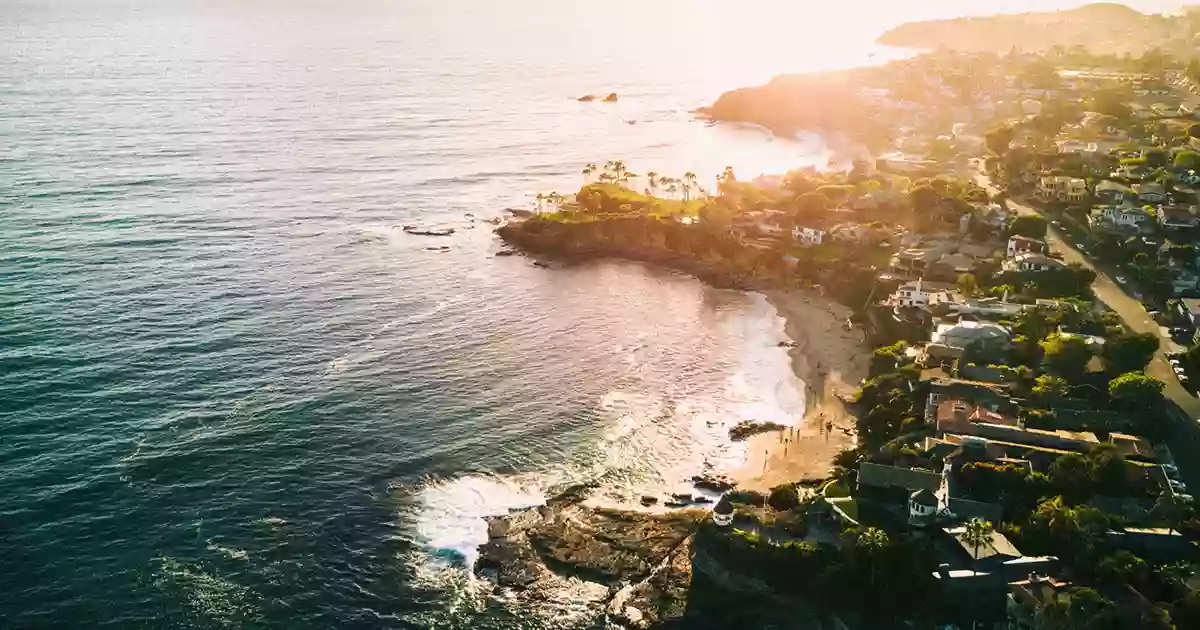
[973,173,1200,426]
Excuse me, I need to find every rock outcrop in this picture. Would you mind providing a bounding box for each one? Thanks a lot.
[475,484,704,628]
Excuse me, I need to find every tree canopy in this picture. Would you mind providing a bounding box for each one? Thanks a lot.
[1108,371,1165,410]
[1010,214,1048,239]
[1102,332,1159,375]
[1041,334,1094,381]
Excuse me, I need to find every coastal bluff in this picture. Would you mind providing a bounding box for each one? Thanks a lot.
[495,214,878,307]
[698,70,880,143]
[475,484,703,628]
[876,3,1173,55]
[474,484,830,629]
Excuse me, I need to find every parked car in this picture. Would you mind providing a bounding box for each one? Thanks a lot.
[1115,275,1128,285]
[1164,463,1181,479]
[1170,479,1188,492]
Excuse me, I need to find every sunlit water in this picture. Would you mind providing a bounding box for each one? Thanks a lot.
[2,0,1176,627]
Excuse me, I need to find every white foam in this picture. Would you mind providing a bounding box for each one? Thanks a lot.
[413,473,547,568]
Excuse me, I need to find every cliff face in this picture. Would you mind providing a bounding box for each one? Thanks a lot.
[474,483,703,629]
[496,216,880,309]
[496,216,784,291]
[877,3,1175,55]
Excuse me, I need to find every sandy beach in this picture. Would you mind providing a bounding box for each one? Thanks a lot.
[733,289,869,492]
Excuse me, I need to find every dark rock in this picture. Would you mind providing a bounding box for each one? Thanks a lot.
[508,208,534,218]
[777,341,799,348]
[640,495,658,506]
[669,493,693,503]
[728,420,786,441]
[691,473,736,493]
[494,249,517,257]
[402,225,456,236]
[578,94,598,102]
[532,260,552,269]
[603,92,619,102]
[692,496,714,505]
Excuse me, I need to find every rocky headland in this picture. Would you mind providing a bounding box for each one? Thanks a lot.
[697,70,886,150]
[474,483,833,629]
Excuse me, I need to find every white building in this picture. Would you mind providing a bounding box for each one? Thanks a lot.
[1003,253,1066,273]
[712,496,733,527]
[1092,205,1151,229]
[889,279,957,309]
[793,226,825,247]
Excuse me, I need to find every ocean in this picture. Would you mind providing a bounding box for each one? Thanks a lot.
[0,0,1170,627]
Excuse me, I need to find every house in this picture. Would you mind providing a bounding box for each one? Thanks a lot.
[933,252,978,276]
[888,279,957,309]
[924,377,1014,423]
[930,321,1012,351]
[857,461,943,493]
[1003,253,1066,273]
[1136,182,1166,204]
[1091,204,1150,230]
[970,202,1010,229]
[936,400,1102,453]
[1094,180,1132,205]
[1171,270,1200,297]
[1006,575,1072,630]
[1176,298,1200,328]
[1106,527,1193,562]
[1173,168,1200,188]
[948,297,1025,319]
[1036,176,1087,204]
[1006,235,1047,258]
[793,226,825,246]
[1159,205,1198,230]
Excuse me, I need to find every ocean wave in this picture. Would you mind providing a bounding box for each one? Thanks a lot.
[412,472,548,568]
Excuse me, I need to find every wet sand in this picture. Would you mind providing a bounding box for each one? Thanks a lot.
[734,289,869,492]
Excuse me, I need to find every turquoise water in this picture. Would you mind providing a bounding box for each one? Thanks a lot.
[0,0,1090,627]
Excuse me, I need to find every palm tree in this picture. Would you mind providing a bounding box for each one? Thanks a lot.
[856,527,890,588]
[646,171,659,195]
[621,172,639,190]
[682,171,698,202]
[962,518,994,576]
[535,192,546,214]
[611,160,626,182]
[582,163,596,184]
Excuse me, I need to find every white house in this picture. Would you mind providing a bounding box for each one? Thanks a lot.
[793,226,825,247]
[1007,235,1047,258]
[1036,176,1087,204]
[1003,253,1066,273]
[1092,205,1151,229]
[889,279,956,309]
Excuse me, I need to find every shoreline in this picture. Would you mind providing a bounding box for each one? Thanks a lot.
[732,289,868,492]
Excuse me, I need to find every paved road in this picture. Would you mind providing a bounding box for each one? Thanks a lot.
[974,173,1200,422]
